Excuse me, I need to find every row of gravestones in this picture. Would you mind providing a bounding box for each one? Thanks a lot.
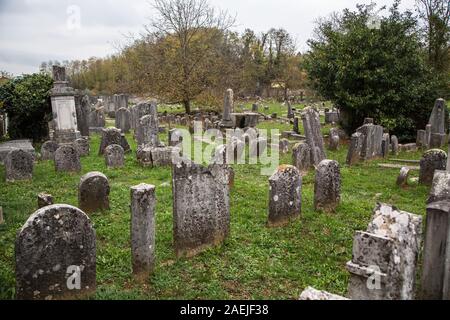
[301,168,450,300]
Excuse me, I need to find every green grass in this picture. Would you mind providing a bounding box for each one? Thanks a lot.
[0,122,431,300]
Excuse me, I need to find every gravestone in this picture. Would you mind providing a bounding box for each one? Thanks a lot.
[0,140,35,164]
[419,149,447,186]
[268,165,302,227]
[301,107,326,165]
[428,98,448,141]
[75,95,90,137]
[15,204,96,300]
[329,129,340,151]
[114,94,128,111]
[428,170,450,204]
[137,146,177,167]
[299,287,348,300]
[396,167,411,188]
[50,66,81,143]
[346,204,422,300]
[292,143,311,174]
[98,128,122,155]
[4,149,34,182]
[54,145,81,172]
[356,124,384,161]
[346,133,364,166]
[169,129,183,147]
[429,133,446,149]
[279,138,290,154]
[325,111,339,124]
[314,160,341,212]
[252,103,258,112]
[219,89,234,128]
[41,141,59,161]
[391,135,399,155]
[104,144,124,168]
[131,102,153,131]
[38,193,53,208]
[88,107,106,133]
[287,101,294,119]
[416,130,427,149]
[136,110,161,147]
[115,107,131,133]
[74,137,89,156]
[131,184,156,281]
[120,134,131,153]
[381,133,390,158]
[293,117,300,134]
[78,172,110,214]
[172,160,230,258]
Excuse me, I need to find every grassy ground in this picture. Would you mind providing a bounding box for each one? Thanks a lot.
[0,118,432,300]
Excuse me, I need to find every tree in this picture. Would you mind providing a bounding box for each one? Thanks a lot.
[0,73,53,141]
[146,0,235,113]
[304,1,440,140]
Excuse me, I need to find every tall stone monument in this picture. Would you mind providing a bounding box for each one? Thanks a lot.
[50,66,81,143]
[219,89,234,129]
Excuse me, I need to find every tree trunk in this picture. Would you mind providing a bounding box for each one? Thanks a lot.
[183,100,191,114]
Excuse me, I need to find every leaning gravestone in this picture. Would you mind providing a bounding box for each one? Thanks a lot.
[130,184,156,281]
[115,107,131,133]
[268,165,302,227]
[104,144,124,168]
[78,172,110,213]
[301,107,326,165]
[172,160,230,258]
[98,128,122,155]
[54,145,81,172]
[292,143,311,174]
[15,204,96,300]
[419,149,447,186]
[314,160,341,212]
[4,149,34,182]
[41,141,59,161]
[346,203,422,300]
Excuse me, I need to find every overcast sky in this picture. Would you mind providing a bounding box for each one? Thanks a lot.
[0,0,417,76]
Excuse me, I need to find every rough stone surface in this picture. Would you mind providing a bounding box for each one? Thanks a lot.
[346,203,422,300]
[299,287,349,300]
[391,135,399,155]
[78,172,110,213]
[98,128,122,155]
[396,167,411,188]
[292,143,311,174]
[131,102,153,131]
[329,134,340,151]
[419,149,447,186]
[346,132,364,165]
[104,144,124,168]
[88,107,105,130]
[279,138,290,154]
[421,201,450,300]
[4,149,34,182]
[301,107,326,165]
[38,193,54,208]
[75,95,90,136]
[429,133,446,149]
[314,160,341,212]
[268,165,302,227]
[136,112,161,147]
[74,137,90,156]
[41,141,59,161]
[131,184,156,281]
[428,170,450,204]
[0,140,35,164]
[54,145,81,173]
[356,124,384,161]
[293,117,300,134]
[382,133,390,158]
[219,89,234,128]
[416,130,427,149]
[15,204,96,300]
[172,160,230,258]
[137,146,177,167]
[115,107,131,133]
[428,98,448,137]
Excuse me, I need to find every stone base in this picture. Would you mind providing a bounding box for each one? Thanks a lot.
[53,130,81,144]
[0,140,35,164]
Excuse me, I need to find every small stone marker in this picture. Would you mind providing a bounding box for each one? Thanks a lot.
[38,193,54,208]
[314,160,341,212]
[54,145,81,173]
[268,165,302,227]
[419,149,447,186]
[74,137,90,156]
[396,167,411,188]
[78,172,110,213]
[104,144,124,168]
[131,184,156,281]
[98,128,122,155]
[41,141,59,161]
[15,204,96,300]
[115,107,132,133]
[4,149,34,182]
[172,160,230,258]
[390,135,399,155]
[279,138,290,154]
[292,143,311,174]
[346,132,364,165]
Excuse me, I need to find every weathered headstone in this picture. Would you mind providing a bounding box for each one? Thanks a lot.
[419,149,447,186]
[4,149,34,182]
[75,95,90,137]
[428,170,450,204]
[293,117,300,134]
[41,141,59,161]
[429,133,446,149]
[172,160,230,258]
[428,98,448,140]
[219,89,234,128]
[314,160,341,212]
[136,112,161,147]
[356,124,384,161]
[38,193,53,208]
[346,203,422,300]
[74,137,89,156]
[346,132,364,165]
[292,143,311,174]
[78,172,110,213]
[279,138,290,154]
[381,133,390,158]
[130,183,156,281]
[15,204,96,300]
[391,135,399,155]
[54,145,81,172]
[98,128,122,155]
[287,101,294,119]
[416,130,427,149]
[268,165,302,227]
[104,144,124,168]
[329,130,340,151]
[396,167,411,188]
[299,287,349,300]
[115,107,132,134]
[301,107,326,165]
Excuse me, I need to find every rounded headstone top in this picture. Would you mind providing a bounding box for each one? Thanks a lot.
[131,183,155,192]
[105,144,124,153]
[423,149,447,158]
[80,171,108,183]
